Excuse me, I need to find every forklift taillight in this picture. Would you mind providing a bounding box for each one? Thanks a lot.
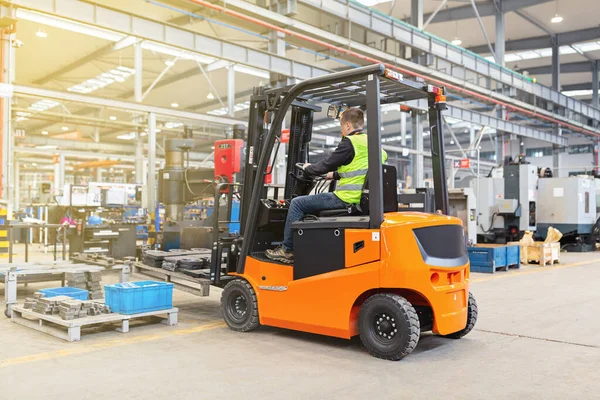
[384,69,403,82]
[427,85,443,95]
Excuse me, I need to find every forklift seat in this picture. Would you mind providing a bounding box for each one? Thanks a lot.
[316,165,398,217]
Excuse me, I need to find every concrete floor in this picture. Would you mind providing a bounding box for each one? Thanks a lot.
[1,249,599,399]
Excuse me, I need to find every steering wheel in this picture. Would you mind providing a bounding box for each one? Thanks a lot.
[291,163,312,183]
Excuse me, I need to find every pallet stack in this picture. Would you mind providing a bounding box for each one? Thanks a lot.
[66,272,88,290]
[32,295,73,315]
[58,299,86,320]
[86,271,104,300]
[24,295,110,320]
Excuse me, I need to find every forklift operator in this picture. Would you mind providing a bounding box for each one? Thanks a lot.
[266,108,388,264]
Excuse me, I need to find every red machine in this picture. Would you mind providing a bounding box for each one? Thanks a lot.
[214,139,244,184]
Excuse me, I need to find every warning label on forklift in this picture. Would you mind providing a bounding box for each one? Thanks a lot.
[372,232,380,242]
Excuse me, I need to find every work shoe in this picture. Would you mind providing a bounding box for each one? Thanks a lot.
[265,245,294,264]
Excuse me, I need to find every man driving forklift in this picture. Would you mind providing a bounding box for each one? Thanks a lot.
[265,108,387,264]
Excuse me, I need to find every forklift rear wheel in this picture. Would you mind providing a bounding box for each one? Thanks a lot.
[221,279,260,332]
[358,293,420,361]
[5,307,11,318]
[443,292,478,339]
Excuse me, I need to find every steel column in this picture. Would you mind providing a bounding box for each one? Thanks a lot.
[365,73,383,228]
[410,0,423,29]
[411,111,424,188]
[134,42,143,103]
[135,132,143,184]
[400,112,407,147]
[2,31,14,204]
[551,35,560,90]
[228,64,235,118]
[592,61,599,113]
[494,0,505,67]
[552,143,561,176]
[147,113,157,213]
[13,161,19,211]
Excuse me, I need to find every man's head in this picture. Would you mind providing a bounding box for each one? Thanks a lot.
[339,108,364,136]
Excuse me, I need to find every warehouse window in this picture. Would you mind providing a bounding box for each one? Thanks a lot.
[568,144,593,154]
[525,147,553,158]
[479,151,496,161]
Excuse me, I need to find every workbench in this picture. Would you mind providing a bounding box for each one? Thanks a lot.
[1,262,130,317]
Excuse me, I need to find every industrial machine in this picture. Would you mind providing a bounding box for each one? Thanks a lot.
[537,176,599,252]
[475,163,538,243]
[210,64,477,361]
[399,187,477,245]
[157,125,245,250]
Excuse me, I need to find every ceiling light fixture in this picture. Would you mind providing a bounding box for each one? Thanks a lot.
[551,0,563,23]
[451,22,462,47]
[36,28,47,38]
[165,60,175,67]
[171,103,179,108]
[61,126,69,131]
[109,116,117,121]
[207,93,215,100]
[41,130,48,135]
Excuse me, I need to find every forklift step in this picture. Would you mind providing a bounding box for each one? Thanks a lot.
[250,252,292,266]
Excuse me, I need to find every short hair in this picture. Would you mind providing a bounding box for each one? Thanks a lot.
[340,108,364,129]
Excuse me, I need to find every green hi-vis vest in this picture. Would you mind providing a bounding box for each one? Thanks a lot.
[334,133,388,204]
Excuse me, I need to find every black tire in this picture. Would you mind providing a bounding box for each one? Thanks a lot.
[220,279,260,332]
[358,293,420,361]
[5,307,11,318]
[443,292,478,339]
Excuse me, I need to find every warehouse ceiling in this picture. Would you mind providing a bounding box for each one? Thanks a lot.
[10,0,600,170]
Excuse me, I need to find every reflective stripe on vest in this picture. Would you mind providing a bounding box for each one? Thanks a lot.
[334,134,388,204]
[338,169,368,178]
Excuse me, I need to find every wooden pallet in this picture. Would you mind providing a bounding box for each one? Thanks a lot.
[518,242,560,266]
[10,305,178,342]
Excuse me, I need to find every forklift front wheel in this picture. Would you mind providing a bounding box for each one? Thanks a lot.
[358,293,420,361]
[443,292,478,339]
[220,279,260,332]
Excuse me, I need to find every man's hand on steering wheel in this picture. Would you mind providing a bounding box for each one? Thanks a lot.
[325,172,335,180]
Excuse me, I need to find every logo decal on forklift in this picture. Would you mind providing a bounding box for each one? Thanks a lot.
[372,232,380,242]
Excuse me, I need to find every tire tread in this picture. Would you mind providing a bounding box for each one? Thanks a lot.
[220,279,260,332]
[359,293,420,361]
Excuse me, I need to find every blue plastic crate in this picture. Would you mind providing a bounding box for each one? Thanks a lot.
[104,280,173,314]
[506,245,521,268]
[39,287,89,301]
[468,245,507,273]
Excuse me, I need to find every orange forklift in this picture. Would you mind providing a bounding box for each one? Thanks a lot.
[211,64,477,360]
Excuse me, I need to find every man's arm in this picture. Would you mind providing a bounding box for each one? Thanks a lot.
[304,138,354,178]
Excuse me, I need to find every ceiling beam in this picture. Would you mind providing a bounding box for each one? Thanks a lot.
[469,26,600,54]
[519,61,598,76]
[13,84,245,126]
[562,82,593,92]
[423,0,553,24]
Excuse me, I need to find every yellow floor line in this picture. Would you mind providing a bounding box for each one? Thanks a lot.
[0,320,226,369]
[471,259,599,283]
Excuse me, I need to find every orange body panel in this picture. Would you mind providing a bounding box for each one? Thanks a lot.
[344,229,380,268]
[236,212,470,339]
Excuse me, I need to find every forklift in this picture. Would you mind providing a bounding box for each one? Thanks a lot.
[211,64,477,361]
